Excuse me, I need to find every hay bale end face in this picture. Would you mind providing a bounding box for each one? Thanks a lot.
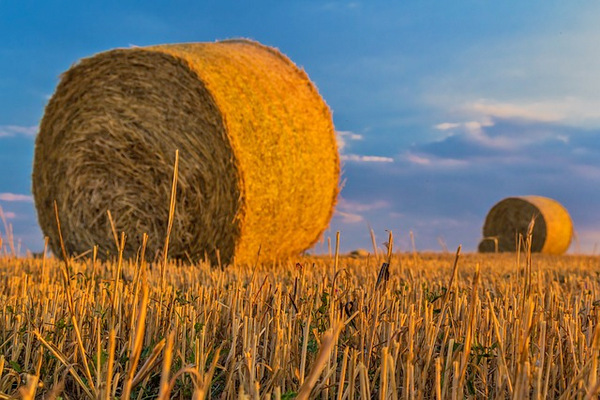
[478,196,572,254]
[33,40,340,265]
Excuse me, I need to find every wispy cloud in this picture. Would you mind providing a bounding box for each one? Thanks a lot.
[464,98,600,128]
[0,125,37,138]
[0,193,33,202]
[338,198,389,213]
[466,100,563,123]
[336,130,363,152]
[341,154,394,163]
[423,7,600,130]
[335,211,364,223]
[404,153,431,166]
[433,117,518,150]
[430,113,577,154]
[435,118,493,133]
[334,198,389,224]
[401,152,468,168]
[434,122,461,131]
[336,130,394,163]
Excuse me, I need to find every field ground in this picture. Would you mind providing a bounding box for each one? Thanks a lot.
[1,249,600,399]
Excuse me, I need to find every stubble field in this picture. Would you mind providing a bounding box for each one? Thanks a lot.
[1,242,600,399]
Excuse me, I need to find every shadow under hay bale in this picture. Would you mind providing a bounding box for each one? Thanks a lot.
[33,39,339,265]
[478,196,572,255]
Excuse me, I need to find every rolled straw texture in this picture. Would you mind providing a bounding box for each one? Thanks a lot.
[33,39,339,265]
[478,196,572,254]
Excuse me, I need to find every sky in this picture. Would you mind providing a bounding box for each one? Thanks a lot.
[1,1,600,255]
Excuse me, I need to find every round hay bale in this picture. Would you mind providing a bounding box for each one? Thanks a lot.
[478,196,572,254]
[33,39,339,265]
[349,249,369,258]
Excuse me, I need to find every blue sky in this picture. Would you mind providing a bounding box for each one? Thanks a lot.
[1,1,600,254]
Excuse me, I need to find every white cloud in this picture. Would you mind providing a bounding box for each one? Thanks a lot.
[431,111,573,153]
[3,212,16,219]
[0,125,38,138]
[336,130,363,152]
[466,100,562,123]
[341,154,394,163]
[461,123,515,150]
[405,153,431,165]
[431,95,600,130]
[434,122,460,131]
[338,198,389,213]
[0,193,33,202]
[423,5,600,129]
[335,211,364,223]
[402,152,468,168]
[336,130,392,163]
[433,117,511,150]
[472,98,600,127]
[338,130,363,141]
[334,198,389,224]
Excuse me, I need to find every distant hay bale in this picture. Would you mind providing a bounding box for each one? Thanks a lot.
[478,196,572,254]
[349,249,369,258]
[33,39,339,265]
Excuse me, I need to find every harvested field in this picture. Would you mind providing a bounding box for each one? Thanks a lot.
[1,242,600,399]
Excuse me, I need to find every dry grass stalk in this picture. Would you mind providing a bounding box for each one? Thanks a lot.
[0,206,15,257]
[122,277,149,399]
[297,323,342,400]
[161,150,179,292]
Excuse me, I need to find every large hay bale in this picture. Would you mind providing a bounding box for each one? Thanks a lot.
[478,196,572,254]
[33,39,339,265]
